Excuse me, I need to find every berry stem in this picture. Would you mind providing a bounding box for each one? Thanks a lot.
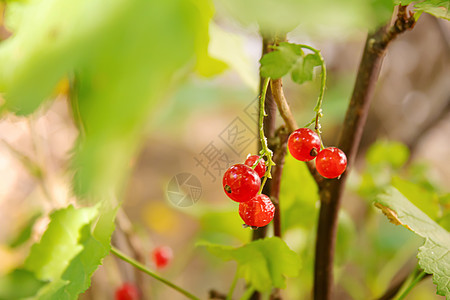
[258,77,276,192]
[240,286,256,300]
[397,270,426,300]
[110,246,200,300]
[226,269,239,300]
[297,44,327,148]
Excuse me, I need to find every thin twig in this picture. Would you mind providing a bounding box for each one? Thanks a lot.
[115,208,147,296]
[111,246,200,300]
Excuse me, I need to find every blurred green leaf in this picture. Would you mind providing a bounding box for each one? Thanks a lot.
[0,0,212,198]
[392,177,440,220]
[9,212,42,248]
[0,269,47,300]
[260,42,303,79]
[336,211,356,266]
[215,0,395,35]
[439,211,450,231]
[366,140,409,169]
[375,187,450,297]
[291,53,321,84]
[193,0,228,77]
[199,237,300,292]
[199,209,248,244]
[280,154,319,232]
[209,22,258,91]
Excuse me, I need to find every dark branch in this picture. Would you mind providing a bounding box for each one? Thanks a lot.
[313,6,415,300]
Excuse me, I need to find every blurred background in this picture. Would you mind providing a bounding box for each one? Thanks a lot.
[0,0,448,299]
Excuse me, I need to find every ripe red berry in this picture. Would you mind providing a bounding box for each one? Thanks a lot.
[115,283,139,300]
[288,128,321,161]
[152,246,173,269]
[239,194,275,227]
[315,147,347,179]
[223,164,261,202]
[244,155,267,178]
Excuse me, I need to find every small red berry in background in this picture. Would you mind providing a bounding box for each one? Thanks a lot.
[222,164,261,202]
[239,194,275,227]
[115,283,139,300]
[244,155,267,178]
[288,128,321,161]
[152,246,173,269]
[315,147,347,179]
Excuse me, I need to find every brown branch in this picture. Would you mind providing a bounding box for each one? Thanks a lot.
[251,37,277,245]
[313,6,415,300]
[270,126,290,238]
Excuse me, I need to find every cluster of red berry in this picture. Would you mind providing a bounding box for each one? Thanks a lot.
[115,246,173,300]
[222,155,275,228]
[287,128,347,178]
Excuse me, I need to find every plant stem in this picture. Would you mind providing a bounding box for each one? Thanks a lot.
[240,287,256,300]
[110,246,200,300]
[313,7,415,300]
[258,77,275,194]
[397,271,426,300]
[226,269,239,300]
[251,35,279,300]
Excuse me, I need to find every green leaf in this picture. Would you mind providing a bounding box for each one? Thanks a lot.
[291,53,321,84]
[366,140,409,169]
[199,237,301,292]
[34,204,116,299]
[260,42,303,79]
[24,205,98,281]
[392,177,440,220]
[0,269,47,300]
[375,187,450,297]
[415,0,450,20]
[398,0,450,20]
[22,203,116,300]
[9,211,42,248]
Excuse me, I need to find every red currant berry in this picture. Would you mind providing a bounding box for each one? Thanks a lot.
[239,194,275,227]
[244,155,267,178]
[288,128,321,161]
[115,283,139,300]
[152,246,173,269]
[315,147,347,179]
[223,164,261,202]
